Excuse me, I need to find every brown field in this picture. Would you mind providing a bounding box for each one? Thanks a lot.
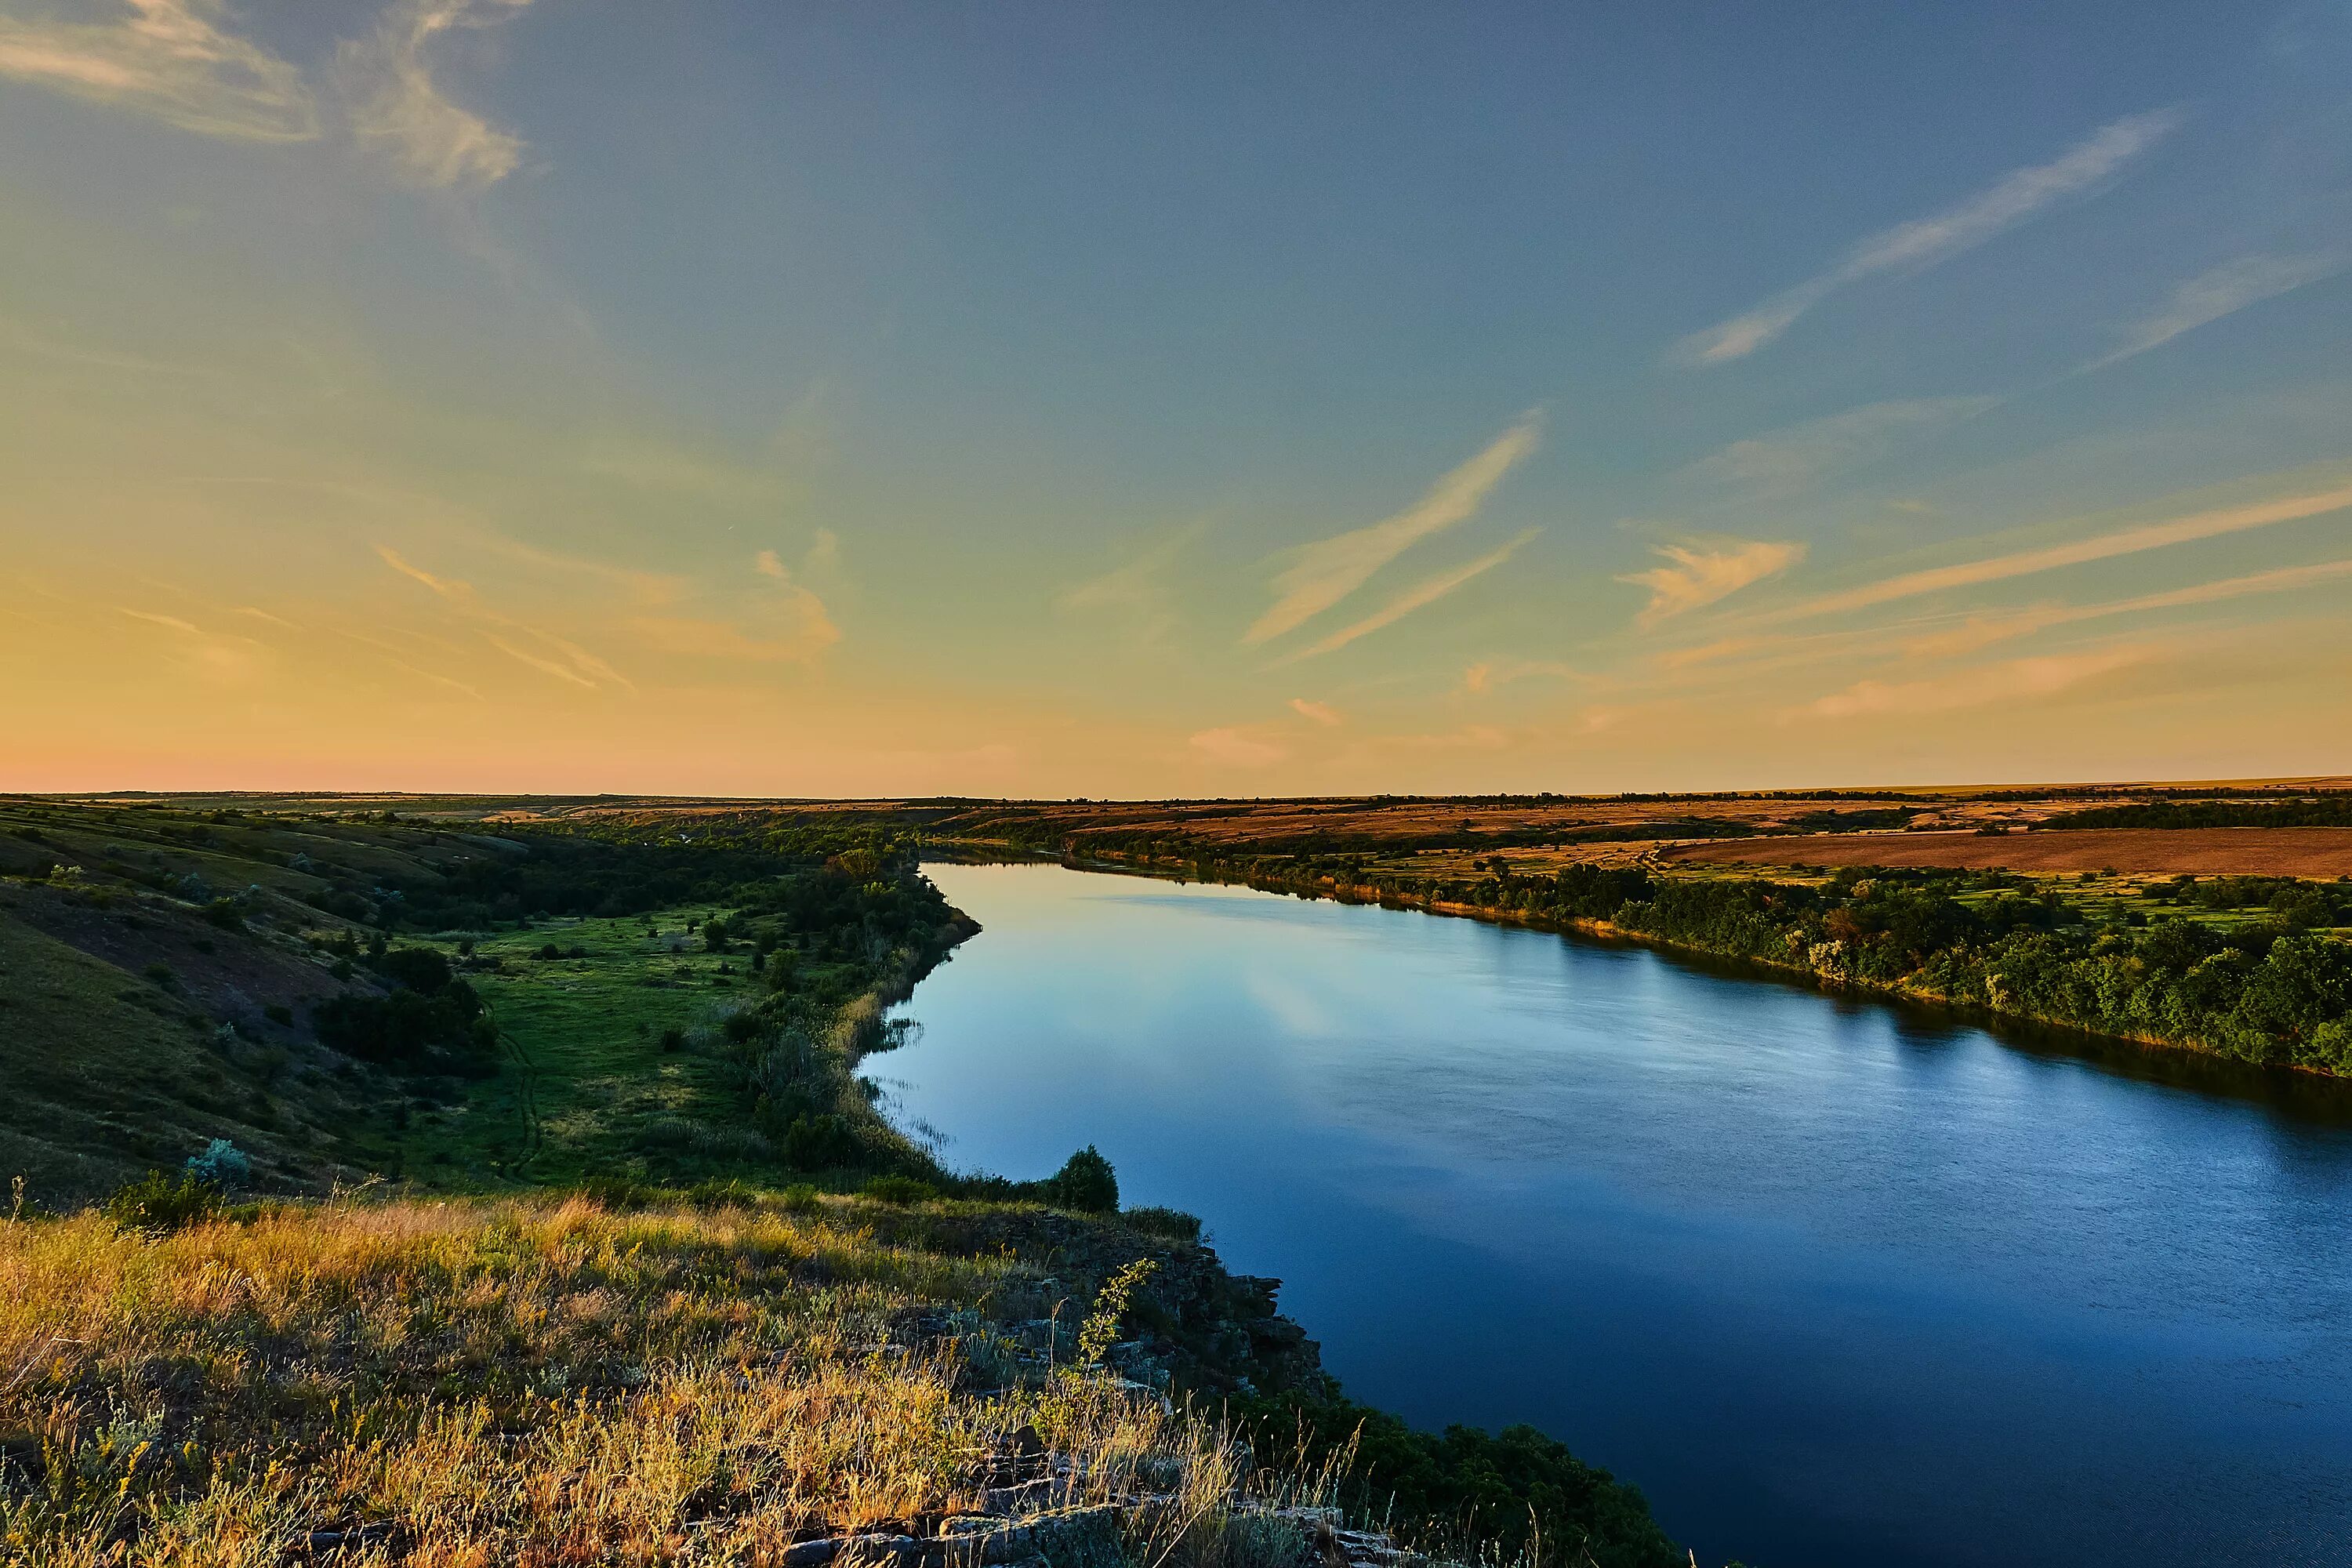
[1664,828,2352,877]
[34,779,2352,880]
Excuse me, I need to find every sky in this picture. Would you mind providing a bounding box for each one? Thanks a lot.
[2,0,2350,797]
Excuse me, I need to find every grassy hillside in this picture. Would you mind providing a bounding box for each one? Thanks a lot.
[0,1189,1681,1568]
[0,798,973,1209]
[1,797,1690,1568]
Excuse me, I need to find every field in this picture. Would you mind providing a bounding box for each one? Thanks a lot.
[1665,827,2352,877]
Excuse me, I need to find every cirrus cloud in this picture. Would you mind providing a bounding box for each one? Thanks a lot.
[336,0,532,189]
[2086,251,2347,371]
[1246,412,1540,646]
[1674,108,2180,365]
[1620,539,1806,628]
[0,0,318,141]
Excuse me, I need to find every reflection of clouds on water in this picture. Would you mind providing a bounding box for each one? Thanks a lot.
[1241,971,1339,1036]
[902,860,2352,1568]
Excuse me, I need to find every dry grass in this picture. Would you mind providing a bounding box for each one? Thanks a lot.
[0,1195,1274,1568]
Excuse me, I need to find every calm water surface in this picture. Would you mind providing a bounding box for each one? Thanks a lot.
[881,863,2352,1568]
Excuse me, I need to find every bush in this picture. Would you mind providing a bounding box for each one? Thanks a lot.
[859,1175,938,1205]
[312,986,495,1074]
[778,1183,823,1214]
[1122,1206,1202,1243]
[372,946,455,994]
[1044,1145,1119,1213]
[103,1171,223,1234]
[781,1113,866,1170]
[186,1138,252,1189]
[1237,1392,1681,1568]
[263,1004,293,1026]
[659,1026,686,1054]
[573,1177,658,1210]
[684,1177,760,1210]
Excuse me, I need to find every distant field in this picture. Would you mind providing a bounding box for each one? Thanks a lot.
[1664,828,2352,877]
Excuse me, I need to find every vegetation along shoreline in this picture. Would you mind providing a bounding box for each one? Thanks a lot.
[1025,848,2352,1080]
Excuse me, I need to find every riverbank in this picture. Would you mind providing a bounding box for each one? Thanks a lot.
[1010,846,2352,1080]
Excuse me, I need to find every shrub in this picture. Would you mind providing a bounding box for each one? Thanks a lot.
[103,1171,223,1234]
[684,1177,760,1210]
[859,1175,938,1206]
[1122,1206,1203,1243]
[263,1003,293,1026]
[573,1177,657,1210]
[373,946,455,994]
[186,1138,252,1189]
[778,1183,823,1214]
[1044,1145,1119,1214]
[312,986,495,1075]
[781,1113,865,1170]
[659,1026,687,1053]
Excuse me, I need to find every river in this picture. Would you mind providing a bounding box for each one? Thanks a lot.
[879,862,2352,1568]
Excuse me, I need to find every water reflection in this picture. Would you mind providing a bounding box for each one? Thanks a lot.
[884,864,2352,1568]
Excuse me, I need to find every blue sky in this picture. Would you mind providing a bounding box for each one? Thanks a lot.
[2,0,2348,793]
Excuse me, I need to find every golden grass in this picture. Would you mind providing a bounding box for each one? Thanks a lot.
[0,1195,1253,1568]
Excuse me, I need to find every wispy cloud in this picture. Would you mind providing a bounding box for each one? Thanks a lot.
[376,543,635,689]
[1685,397,1998,492]
[1245,412,1540,645]
[750,548,842,655]
[0,0,317,141]
[1899,557,2352,658]
[376,543,471,601]
[2087,252,2347,370]
[1803,644,2155,719]
[1620,539,1805,627]
[1059,517,1210,646]
[1462,658,1581,695]
[482,632,592,687]
[1289,698,1342,727]
[1779,481,2352,621]
[583,439,788,507]
[626,615,837,663]
[336,0,532,188]
[1284,528,1540,661]
[0,314,218,377]
[116,606,202,635]
[1674,109,2181,365]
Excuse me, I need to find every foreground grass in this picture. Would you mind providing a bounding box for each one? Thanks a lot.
[0,1192,1254,1567]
